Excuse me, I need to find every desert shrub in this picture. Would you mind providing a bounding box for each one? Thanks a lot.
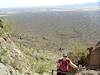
[0,19,13,37]
[0,44,12,64]
[33,60,52,74]
[67,42,87,63]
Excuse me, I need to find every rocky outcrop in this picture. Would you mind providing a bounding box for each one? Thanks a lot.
[86,44,100,70]
[0,37,32,74]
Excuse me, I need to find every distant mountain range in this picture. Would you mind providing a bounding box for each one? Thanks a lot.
[58,2,100,9]
[0,2,100,14]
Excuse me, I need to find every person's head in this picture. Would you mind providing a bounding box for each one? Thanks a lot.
[62,54,68,61]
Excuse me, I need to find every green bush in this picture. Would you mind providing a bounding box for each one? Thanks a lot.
[33,61,52,74]
[67,42,87,63]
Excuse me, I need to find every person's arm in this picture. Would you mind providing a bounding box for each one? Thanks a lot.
[69,60,80,73]
[56,60,60,69]
[57,63,60,69]
[69,61,78,69]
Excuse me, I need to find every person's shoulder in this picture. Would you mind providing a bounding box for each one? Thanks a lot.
[66,58,71,62]
[57,58,63,62]
[58,58,63,61]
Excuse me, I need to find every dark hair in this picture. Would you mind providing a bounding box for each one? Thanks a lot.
[63,56,67,57]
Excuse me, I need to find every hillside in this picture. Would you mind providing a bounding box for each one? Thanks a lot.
[0,20,33,74]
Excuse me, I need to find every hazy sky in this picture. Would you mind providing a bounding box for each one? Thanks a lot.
[0,0,99,8]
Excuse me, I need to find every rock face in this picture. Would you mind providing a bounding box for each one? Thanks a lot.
[79,43,100,70]
[86,45,100,70]
[0,63,17,75]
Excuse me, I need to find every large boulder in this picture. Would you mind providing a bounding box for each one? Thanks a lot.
[0,63,17,75]
[86,45,100,70]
